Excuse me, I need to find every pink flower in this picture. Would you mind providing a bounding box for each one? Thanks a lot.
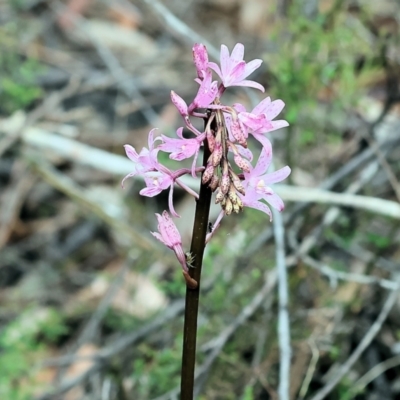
[208,43,264,92]
[234,98,289,148]
[151,211,187,271]
[159,128,206,177]
[192,43,209,79]
[121,128,161,187]
[188,70,218,113]
[240,142,291,221]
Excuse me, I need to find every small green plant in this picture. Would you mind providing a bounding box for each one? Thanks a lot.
[0,307,68,399]
[0,27,43,114]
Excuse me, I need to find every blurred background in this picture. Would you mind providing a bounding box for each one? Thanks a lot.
[0,0,400,399]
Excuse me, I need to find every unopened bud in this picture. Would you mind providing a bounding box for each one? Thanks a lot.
[209,174,220,191]
[234,154,251,172]
[224,198,233,215]
[215,188,225,204]
[192,43,209,79]
[233,200,243,213]
[220,173,230,194]
[206,129,215,152]
[202,164,214,184]
[228,185,239,203]
[212,142,223,167]
[230,118,247,147]
[229,170,245,195]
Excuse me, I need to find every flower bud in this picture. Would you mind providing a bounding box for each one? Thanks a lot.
[206,129,215,152]
[234,154,251,172]
[202,163,214,184]
[224,198,233,215]
[230,117,247,147]
[192,43,209,79]
[229,170,245,195]
[209,174,220,191]
[233,199,243,213]
[228,184,239,203]
[212,141,223,167]
[215,188,225,204]
[220,173,230,194]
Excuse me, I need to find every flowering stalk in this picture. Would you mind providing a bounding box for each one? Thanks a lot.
[122,42,291,398]
[181,117,213,398]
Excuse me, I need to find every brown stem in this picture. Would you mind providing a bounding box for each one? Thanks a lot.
[180,117,213,399]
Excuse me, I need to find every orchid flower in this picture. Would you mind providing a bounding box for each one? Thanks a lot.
[188,70,218,113]
[208,43,265,92]
[159,128,206,177]
[235,97,289,147]
[240,142,291,221]
[151,211,187,271]
[121,128,161,187]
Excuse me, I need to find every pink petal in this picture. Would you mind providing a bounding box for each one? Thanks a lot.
[227,61,246,85]
[121,171,137,188]
[263,100,285,120]
[262,192,285,212]
[170,91,188,117]
[148,128,157,150]
[151,231,168,247]
[192,43,209,78]
[208,62,223,81]
[242,59,263,78]
[261,166,291,185]
[168,185,179,218]
[124,144,139,162]
[233,103,246,113]
[161,210,181,242]
[230,43,244,62]
[176,127,184,140]
[253,143,272,176]
[252,97,271,115]
[252,133,274,150]
[245,200,272,221]
[220,45,230,76]
[235,80,265,92]
[140,186,162,197]
[270,120,289,131]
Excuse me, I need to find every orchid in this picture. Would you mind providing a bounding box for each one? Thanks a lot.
[188,70,218,112]
[121,42,293,397]
[159,128,206,177]
[122,41,291,283]
[240,143,291,221]
[208,43,265,92]
[151,211,187,271]
[235,97,289,147]
[121,128,161,187]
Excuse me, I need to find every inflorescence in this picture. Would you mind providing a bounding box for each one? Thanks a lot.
[122,43,291,275]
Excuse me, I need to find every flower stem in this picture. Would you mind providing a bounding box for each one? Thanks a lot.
[180,117,213,399]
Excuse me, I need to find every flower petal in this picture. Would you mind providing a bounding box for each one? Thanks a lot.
[244,199,272,221]
[263,99,286,120]
[124,144,139,162]
[253,143,272,176]
[261,192,285,212]
[230,43,244,62]
[260,166,291,185]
